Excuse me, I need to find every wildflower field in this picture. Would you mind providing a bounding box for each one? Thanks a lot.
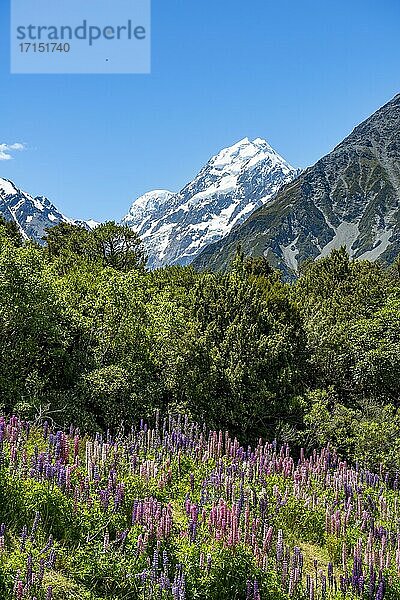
[0,414,399,600]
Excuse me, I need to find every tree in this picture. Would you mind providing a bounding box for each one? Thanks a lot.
[0,244,89,418]
[93,221,147,272]
[43,221,147,273]
[347,296,400,402]
[293,247,392,396]
[43,222,97,269]
[181,267,306,441]
[0,215,24,247]
[243,255,274,278]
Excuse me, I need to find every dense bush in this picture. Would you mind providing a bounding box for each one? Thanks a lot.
[1,222,400,598]
[0,222,399,467]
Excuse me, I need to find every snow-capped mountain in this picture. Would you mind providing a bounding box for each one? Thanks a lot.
[0,178,98,242]
[194,93,400,277]
[122,138,298,269]
[122,190,175,237]
[0,177,74,243]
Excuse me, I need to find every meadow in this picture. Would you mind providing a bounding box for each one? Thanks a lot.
[0,413,399,599]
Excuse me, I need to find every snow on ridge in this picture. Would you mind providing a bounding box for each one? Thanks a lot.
[0,177,18,197]
[122,137,298,269]
[1,179,44,213]
[209,137,287,176]
[0,176,77,243]
[122,190,175,227]
[85,219,101,229]
[131,189,175,209]
[32,197,45,212]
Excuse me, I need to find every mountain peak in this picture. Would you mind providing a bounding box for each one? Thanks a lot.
[194,93,400,277]
[134,189,175,206]
[123,138,297,268]
[0,177,18,197]
[205,137,293,185]
[122,190,175,229]
[0,177,79,242]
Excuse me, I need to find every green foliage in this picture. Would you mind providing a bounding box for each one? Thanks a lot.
[43,221,147,274]
[293,248,392,395]
[0,228,399,469]
[304,392,400,472]
[0,215,24,248]
[0,244,86,417]
[92,221,147,272]
[187,266,306,440]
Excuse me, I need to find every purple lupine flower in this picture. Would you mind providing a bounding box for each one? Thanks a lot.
[375,577,385,600]
[26,554,33,587]
[114,483,125,510]
[0,522,5,551]
[41,535,53,554]
[152,548,159,573]
[15,580,24,600]
[276,529,284,561]
[320,573,327,598]
[206,553,212,575]
[162,550,169,572]
[20,525,28,552]
[369,566,376,599]
[327,562,334,587]
[45,586,53,600]
[47,548,56,570]
[38,558,45,585]
[246,580,252,600]
[30,511,41,541]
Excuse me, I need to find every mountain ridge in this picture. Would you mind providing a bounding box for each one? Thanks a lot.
[122,137,298,268]
[0,177,98,242]
[193,93,400,276]
[0,177,74,243]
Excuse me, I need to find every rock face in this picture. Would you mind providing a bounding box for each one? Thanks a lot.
[193,94,400,277]
[122,138,297,269]
[0,178,74,243]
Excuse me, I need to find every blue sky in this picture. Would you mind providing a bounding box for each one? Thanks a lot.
[1,0,400,221]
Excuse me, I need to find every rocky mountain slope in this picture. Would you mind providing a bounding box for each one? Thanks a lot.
[0,178,99,242]
[0,177,74,243]
[193,94,400,276]
[122,138,297,269]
